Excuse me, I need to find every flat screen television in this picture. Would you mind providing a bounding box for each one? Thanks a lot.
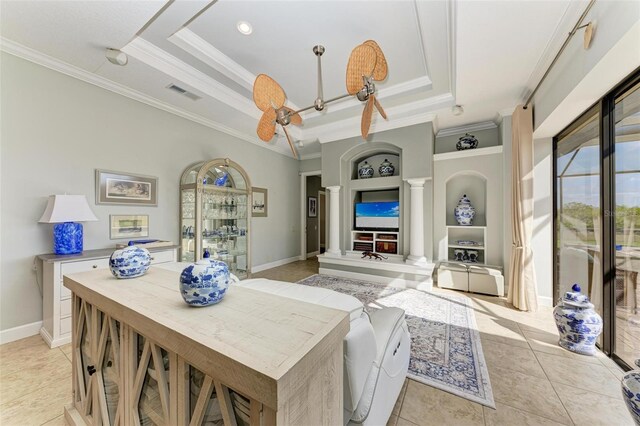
[355,201,399,231]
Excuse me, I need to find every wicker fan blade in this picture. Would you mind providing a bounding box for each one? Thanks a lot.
[253,74,286,112]
[282,126,298,159]
[363,40,388,81]
[346,44,377,95]
[282,107,302,126]
[257,109,277,141]
[361,96,374,139]
[373,95,387,119]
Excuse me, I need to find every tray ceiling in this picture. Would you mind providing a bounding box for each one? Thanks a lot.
[0,0,581,158]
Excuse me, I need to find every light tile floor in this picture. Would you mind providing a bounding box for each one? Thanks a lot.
[0,259,631,425]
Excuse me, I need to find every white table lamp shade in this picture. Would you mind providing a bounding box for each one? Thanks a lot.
[39,195,98,223]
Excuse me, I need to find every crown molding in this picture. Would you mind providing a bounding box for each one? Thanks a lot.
[122,37,260,119]
[436,120,497,137]
[0,37,295,159]
[299,152,322,160]
[169,28,255,92]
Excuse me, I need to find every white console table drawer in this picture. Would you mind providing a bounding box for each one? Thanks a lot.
[38,246,178,348]
[60,298,72,317]
[60,258,110,277]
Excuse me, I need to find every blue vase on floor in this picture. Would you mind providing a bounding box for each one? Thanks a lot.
[53,222,84,254]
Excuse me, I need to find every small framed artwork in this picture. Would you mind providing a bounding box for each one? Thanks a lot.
[308,196,317,218]
[96,169,158,206]
[252,187,268,217]
[110,215,149,239]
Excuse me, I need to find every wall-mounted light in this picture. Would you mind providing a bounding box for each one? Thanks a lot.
[452,105,464,116]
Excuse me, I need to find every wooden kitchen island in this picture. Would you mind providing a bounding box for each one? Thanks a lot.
[63,265,349,426]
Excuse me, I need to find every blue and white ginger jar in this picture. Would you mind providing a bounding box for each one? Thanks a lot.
[358,161,374,179]
[553,284,603,356]
[179,250,230,307]
[454,194,476,226]
[622,360,640,425]
[109,242,151,279]
[456,133,479,150]
[378,159,395,177]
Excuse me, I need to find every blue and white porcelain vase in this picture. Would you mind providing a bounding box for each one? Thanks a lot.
[553,284,603,356]
[456,133,479,150]
[378,159,395,177]
[109,242,151,279]
[358,161,374,179]
[179,250,230,307]
[454,194,476,226]
[622,360,640,425]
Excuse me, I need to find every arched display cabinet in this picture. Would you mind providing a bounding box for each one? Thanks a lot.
[180,158,251,279]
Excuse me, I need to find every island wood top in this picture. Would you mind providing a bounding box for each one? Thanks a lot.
[63,265,349,410]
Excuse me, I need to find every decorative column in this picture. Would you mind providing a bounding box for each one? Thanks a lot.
[406,179,427,265]
[326,186,342,256]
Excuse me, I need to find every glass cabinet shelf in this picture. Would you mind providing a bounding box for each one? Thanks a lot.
[180,158,252,279]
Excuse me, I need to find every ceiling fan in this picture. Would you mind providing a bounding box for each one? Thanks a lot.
[252,41,389,158]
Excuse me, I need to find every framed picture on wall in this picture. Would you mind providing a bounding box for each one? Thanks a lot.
[96,169,158,206]
[308,196,317,218]
[252,187,267,217]
[110,215,149,239]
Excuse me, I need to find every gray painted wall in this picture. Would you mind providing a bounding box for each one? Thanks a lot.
[533,1,640,131]
[299,157,321,173]
[306,175,324,254]
[0,53,301,332]
[321,123,434,187]
[434,127,500,154]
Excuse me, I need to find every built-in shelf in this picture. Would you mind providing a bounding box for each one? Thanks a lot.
[351,231,399,255]
[448,244,485,250]
[433,145,503,162]
[350,176,402,190]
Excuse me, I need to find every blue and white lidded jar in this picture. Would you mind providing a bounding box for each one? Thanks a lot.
[109,242,151,279]
[454,194,476,226]
[553,284,603,356]
[456,133,479,150]
[622,359,640,425]
[358,161,374,179]
[378,159,395,177]
[179,250,230,307]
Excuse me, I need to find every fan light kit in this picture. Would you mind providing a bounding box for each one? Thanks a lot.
[252,41,389,158]
[237,21,252,35]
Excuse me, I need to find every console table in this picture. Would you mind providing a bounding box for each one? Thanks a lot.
[37,246,178,348]
[63,265,348,425]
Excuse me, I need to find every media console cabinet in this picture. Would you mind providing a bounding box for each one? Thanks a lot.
[63,265,348,425]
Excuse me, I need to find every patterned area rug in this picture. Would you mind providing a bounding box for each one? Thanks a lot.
[297,274,495,408]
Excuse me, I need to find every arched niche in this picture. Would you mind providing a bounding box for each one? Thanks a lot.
[341,142,402,180]
[445,172,487,226]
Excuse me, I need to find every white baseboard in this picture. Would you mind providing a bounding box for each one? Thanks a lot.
[252,256,299,273]
[538,296,554,308]
[0,320,42,345]
[306,250,320,259]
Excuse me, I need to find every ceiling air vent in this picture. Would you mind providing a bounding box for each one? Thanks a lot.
[166,83,201,101]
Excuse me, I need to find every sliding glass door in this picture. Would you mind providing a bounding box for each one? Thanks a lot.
[555,108,602,323]
[554,68,640,370]
[612,81,640,367]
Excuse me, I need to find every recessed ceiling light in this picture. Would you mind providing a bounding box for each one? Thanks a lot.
[237,21,252,35]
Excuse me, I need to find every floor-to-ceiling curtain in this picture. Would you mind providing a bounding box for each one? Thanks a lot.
[508,105,539,311]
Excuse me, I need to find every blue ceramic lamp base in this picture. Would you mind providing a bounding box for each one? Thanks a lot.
[53,222,84,255]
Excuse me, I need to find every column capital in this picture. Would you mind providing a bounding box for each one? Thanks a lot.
[405,178,426,187]
[326,186,341,192]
